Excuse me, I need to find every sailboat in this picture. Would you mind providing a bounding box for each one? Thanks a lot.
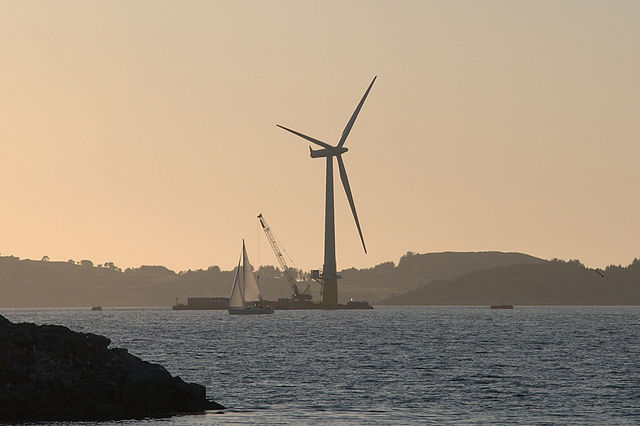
[228,240,274,315]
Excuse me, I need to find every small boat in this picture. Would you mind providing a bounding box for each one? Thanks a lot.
[490,304,513,309]
[90,306,102,311]
[228,240,274,315]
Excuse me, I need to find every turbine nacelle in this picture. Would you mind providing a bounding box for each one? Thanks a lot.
[309,146,348,158]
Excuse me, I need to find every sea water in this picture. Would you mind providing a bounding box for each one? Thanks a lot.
[2,306,639,425]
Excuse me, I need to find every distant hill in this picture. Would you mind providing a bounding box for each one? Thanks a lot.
[0,256,301,308]
[378,258,640,305]
[339,251,544,302]
[2,252,636,307]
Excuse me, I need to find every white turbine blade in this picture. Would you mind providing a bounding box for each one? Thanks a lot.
[337,76,376,148]
[277,125,333,149]
[337,155,367,254]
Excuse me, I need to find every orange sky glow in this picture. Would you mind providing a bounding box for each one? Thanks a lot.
[1,0,638,272]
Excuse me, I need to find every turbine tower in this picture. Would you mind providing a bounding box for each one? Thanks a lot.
[277,76,376,305]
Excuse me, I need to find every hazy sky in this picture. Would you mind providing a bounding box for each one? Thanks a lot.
[1,0,638,272]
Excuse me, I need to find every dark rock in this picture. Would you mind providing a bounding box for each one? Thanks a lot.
[0,314,224,422]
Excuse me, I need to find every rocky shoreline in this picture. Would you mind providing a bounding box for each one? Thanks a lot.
[0,314,224,422]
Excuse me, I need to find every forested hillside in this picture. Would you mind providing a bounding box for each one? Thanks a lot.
[379,258,640,305]
[0,251,544,307]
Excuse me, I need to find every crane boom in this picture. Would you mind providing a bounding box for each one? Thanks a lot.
[258,213,302,298]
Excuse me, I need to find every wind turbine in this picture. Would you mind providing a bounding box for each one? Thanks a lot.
[277,76,376,305]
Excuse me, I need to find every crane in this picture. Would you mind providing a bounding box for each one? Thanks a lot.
[257,213,312,301]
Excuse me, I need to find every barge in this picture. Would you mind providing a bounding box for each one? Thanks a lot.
[172,297,372,310]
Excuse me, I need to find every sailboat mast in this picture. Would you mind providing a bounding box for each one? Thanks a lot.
[242,240,246,302]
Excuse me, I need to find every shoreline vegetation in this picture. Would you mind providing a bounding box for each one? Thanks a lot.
[1,252,638,308]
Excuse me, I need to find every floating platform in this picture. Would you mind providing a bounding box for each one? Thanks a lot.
[271,299,373,310]
[172,297,373,310]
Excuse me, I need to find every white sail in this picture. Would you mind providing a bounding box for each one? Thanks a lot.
[228,240,274,315]
[228,256,244,308]
[242,241,262,302]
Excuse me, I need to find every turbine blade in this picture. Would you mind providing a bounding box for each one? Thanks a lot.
[337,155,367,254]
[337,76,376,148]
[276,125,333,149]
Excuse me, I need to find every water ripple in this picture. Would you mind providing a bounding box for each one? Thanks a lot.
[2,306,639,424]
